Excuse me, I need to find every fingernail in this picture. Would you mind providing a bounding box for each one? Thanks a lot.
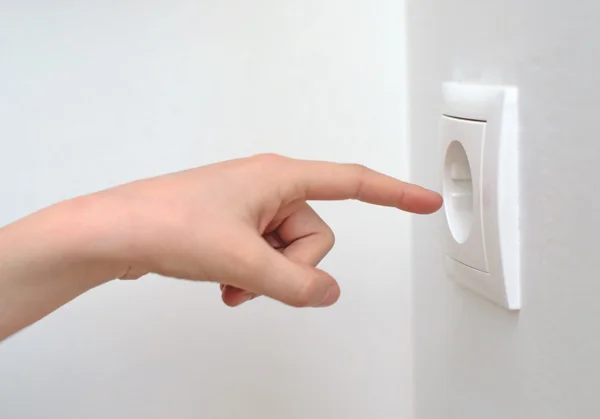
[316,286,337,307]
[240,294,255,304]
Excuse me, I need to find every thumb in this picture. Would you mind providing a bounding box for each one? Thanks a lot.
[237,238,340,308]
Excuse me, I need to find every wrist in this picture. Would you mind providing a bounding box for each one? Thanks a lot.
[0,194,129,339]
[47,193,132,285]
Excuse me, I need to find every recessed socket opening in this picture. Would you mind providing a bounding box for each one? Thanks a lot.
[444,140,474,244]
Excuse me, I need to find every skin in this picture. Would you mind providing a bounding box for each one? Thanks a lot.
[0,154,442,341]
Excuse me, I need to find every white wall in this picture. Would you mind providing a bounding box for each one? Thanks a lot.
[408,1,600,418]
[0,2,411,419]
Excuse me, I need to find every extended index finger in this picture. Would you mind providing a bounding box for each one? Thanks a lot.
[286,159,442,214]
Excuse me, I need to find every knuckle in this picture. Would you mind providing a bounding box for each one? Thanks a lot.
[347,163,369,174]
[290,290,312,308]
[252,153,286,164]
[290,273,320,307]
[345,163,369,200]
[323,226,336,251]
[395,187,408,210]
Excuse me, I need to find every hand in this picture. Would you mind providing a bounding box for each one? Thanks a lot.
[98,154,441,308]
[0,154,442,339]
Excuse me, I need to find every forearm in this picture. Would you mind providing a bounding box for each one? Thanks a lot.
[0,196,125,340]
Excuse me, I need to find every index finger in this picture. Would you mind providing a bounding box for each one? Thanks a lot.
[285,159,443,214]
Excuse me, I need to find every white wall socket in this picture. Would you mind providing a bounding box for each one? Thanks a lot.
[440,82,521,311]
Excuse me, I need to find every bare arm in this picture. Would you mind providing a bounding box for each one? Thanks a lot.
[0,154,442,341]
[0,196,125,339]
